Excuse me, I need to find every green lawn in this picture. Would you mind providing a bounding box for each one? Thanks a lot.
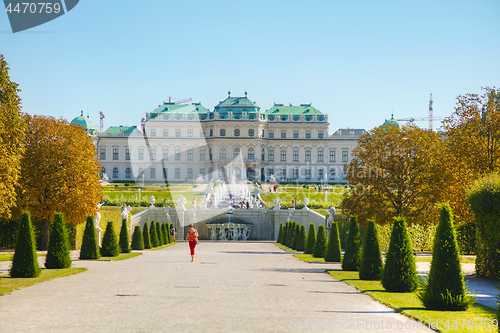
[0,268,87,296]
[274,243,297,252]
[96,252,142,261]
[414,256,476,264]
[143,242,178,251]
[294,253,326,263]
[0,253,45,262]
[328,270,498,333]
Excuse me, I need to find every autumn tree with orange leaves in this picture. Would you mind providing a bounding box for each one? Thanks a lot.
[14,115,103,250]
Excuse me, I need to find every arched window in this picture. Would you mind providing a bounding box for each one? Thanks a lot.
[261,148,265,160]
[210,129,213,137]
[248,129,254,137]
[234,148,240,158]
[220,129,226,136]
[101,167,106,178]
[113,167,118,179]
[209,149,213,160]
[234,129,240,136]
[125,168,131,179]
[219,148,226,159]
[248,148,254,160]
[330,169,336,179]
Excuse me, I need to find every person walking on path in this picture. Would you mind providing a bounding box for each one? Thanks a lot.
[185,224,199,262]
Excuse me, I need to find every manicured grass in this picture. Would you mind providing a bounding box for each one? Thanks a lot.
[98,252,142,261]
[143,242,178,251]
[274,243,297,252]
[0,253,45,262]
[0,268,87,296]
[414,255,476,264]
[294,253,326,263]
[328,270,498,333]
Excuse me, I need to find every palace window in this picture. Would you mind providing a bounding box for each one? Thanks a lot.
[219,148,226,159]
[200,130,205,137]
[210,129,213,137]
[293,150,299,162]
[113,148,118,160]
[100,149,106,160]
[125,168,131,179]
[269,130,274,138]
[234,148,240,158]
[187,149,193,161]
[318,131,324,139]
[293,131,299,138]
[200,149,205,160]
[281,130,286,138]
[318,169,324,180]
[306,131,311,139]
[281,168,286,180]
[268,150,274,161]
[113,167,118,179]
[200,168,205,177]
[330,151,335,162]
[163,149,168,160]
[293,168,298,180]
[188,129,193,137]
[175,149,181,161]
[150,149,156,160]
[150,168,156,179]
[318,151,323,162]
[220,129,226,136]
[262,148,265,160]
[138,149,144,160]
[268,168,274,176]
[163,129,168,137]
[330,169,335,179]
[175,129,181,137]
[234,129,240,136]
[281,150,286,162]
[187,168,193,179]
[342,151,348,162]
[175,168,180,179]
[249,129,254,137]
[305,168,311,180]
[248,148,255,160]
[305,150,311,162]
[125,149,131,160]
[150,129,156,137]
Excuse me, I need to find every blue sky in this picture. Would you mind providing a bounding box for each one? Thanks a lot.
[1,0,499,133]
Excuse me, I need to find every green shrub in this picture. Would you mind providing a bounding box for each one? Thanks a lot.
[131,225,144,250]
[283,222,290,247]
[45,212,71,269]
[101,221,120,257]
[79,216,100,260]
[161,223,168,244]
[295,224,307,252]
[304,223,316,254]
[325,222,342,262]
[10,212,41,278]
[291,223,300,250]
[342,216,361,271]
[143,223,151,249]
[277,223,283,244]
[165,223,172,243]
[382,216,418,292]
[156,222,163,246]
[313,225,328,258]
[456,222,476,255]
[467,174,500,278]
[359,219,383,280]
[149,221,159,248]
[417,203,475,310]
[119,219,131,253]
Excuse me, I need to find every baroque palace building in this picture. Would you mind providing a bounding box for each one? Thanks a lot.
[76,92,365,183]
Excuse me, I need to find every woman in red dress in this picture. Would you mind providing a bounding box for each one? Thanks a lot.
[185,224,199,262]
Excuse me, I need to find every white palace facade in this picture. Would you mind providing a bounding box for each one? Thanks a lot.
[85,93,365,183]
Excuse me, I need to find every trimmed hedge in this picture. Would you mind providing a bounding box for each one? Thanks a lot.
[79,216,100,260]
[10,212,41,278]
[156,222,163,246]
[382,216,418,292]
[45,212,71,269]
[150,221,159,248]
[131,225,144,250]
[342,216,361,271]
[101,221,120,257]
[325,222,342,262]
[291,223,300,250]
[417,203,475,310]
[161,223,168,244]
[119,219,131,253]
[143,222,151,249]
[313,225,328,258]
[359,219,383,280]
[296,224,307,252]
[277,223,283,244]
[166,223,172,243]
[304,223,316,254]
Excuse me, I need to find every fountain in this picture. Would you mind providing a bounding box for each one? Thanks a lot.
[206,207,253,241]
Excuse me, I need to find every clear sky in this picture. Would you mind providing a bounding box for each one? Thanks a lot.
[1,0,499,133]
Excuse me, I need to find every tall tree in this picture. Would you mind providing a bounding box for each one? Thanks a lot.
[0,54,26,219]
[343,123,448,226]
[442,87,500,225]
[14,115,103,249]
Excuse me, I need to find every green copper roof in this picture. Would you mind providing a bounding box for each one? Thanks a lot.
[382,114,401,129]
[213,94,260,114]
[150,103,210,119]
[71,111,99,134]
[264,104,325,121]
[101,126,142,136]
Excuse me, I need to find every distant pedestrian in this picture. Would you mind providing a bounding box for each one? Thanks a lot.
[246,201,250,209]
[185,224,199,262]
[170,226,175,242]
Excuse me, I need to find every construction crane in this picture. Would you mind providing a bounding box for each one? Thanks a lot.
[166,97,192,104]
[99,111,105,133]
[397,94,445,131]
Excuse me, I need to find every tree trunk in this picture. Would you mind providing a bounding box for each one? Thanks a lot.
[39,219,51,251]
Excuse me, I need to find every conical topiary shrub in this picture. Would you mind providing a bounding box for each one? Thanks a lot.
[359,219,383,280]
[277,223,283,244]
[119,219,131,253]
[79,216,100,260]
[143,222,151,249]
[45,212,71,269]
[131,225,144,250]
[291,223,300,250]
[156,222,163,246]
[287,222,294,248]
[417,203,475,310]
[101,221,120,257]
[149,221,159,248]
[10,211,41,278]
[342,216,361,271]
[160,223,167,244]
[296,224,307,251]
[382,216,418,292]
[325,222,342,262]
[304,223,316,254]
[313,225,328,258]
[165,223,172,244]
[283,222,290,247]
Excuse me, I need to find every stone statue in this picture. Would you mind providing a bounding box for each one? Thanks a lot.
[177,195,187,210]
[149,195,156,207]
[94,203,104,228]
[269,174,277,183]
[121,203,131,220]
[303,197,309,210]
[273,196,281,210]
[253,182,262,195]
[205,182,214,195]
[326,204,336,228]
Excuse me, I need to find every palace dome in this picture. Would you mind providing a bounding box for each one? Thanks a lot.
[71,111,99,135]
